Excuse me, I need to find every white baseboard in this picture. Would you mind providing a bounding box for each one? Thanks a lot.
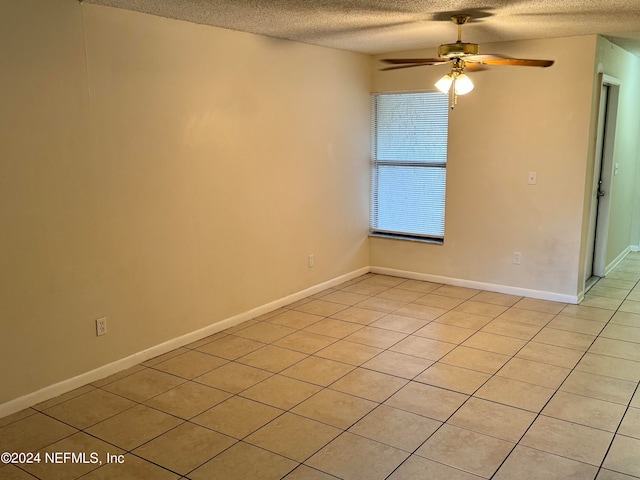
[629,245,639,253]
[371,266,580,304]
[604,246,632,276]
[0,267,370,419]
[0,263,585,419]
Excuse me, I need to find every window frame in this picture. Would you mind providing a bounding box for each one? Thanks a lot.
[370,90,449,244]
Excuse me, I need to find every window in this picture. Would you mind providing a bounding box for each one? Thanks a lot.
[370,91,449,242]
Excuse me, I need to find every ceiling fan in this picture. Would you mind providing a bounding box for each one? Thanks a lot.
[381,14,555,108]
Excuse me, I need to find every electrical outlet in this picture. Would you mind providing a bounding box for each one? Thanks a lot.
[513,252,522,265]
[308,254,315,267]
[96,317,107,336]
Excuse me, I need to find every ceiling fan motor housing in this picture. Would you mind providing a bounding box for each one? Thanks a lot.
[438,42,479,58]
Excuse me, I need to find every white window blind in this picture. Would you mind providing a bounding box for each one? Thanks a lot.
[371,92,449,240]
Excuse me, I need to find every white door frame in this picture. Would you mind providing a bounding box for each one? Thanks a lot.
[585,73,620,286]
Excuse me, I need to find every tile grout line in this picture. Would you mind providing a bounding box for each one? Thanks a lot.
[113,278,626,478]
[490,270,640,479]
[592,272,640,479]
[486,318,610,479]
[5,266,640,479]
[184,269,639,478]
[379,290,565,479]
[491,268,640,479]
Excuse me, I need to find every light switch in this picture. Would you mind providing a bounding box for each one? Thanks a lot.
[528,172,537,185]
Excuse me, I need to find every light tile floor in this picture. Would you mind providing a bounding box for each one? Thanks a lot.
[2,253,640,479]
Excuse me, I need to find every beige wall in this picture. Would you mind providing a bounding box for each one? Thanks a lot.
[0,0,371,405]
[371,36,598,299]
[0,0,96,405]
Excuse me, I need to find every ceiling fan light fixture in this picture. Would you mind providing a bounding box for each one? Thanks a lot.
[435,72,474,95]
[454,73,474,95]
[435,73,454,94]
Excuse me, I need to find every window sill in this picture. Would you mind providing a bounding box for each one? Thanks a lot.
[369,232,444,245]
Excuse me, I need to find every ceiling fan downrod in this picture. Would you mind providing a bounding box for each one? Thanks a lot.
[452,14,471,42]
[439,15,479,58]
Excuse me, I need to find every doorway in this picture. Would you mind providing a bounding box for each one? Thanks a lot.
[584,74,620,291]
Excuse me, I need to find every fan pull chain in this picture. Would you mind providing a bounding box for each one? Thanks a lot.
[450,77,457,109]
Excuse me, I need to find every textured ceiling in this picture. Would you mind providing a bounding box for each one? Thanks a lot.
[83,0,640,56]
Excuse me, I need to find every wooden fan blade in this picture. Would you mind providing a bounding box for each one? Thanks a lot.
[497,58,554,67]
[381,58,448,65]
[381,63,440,71]
[465,54,554,67]
[464,54,511,62]
[464,63,489,72]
